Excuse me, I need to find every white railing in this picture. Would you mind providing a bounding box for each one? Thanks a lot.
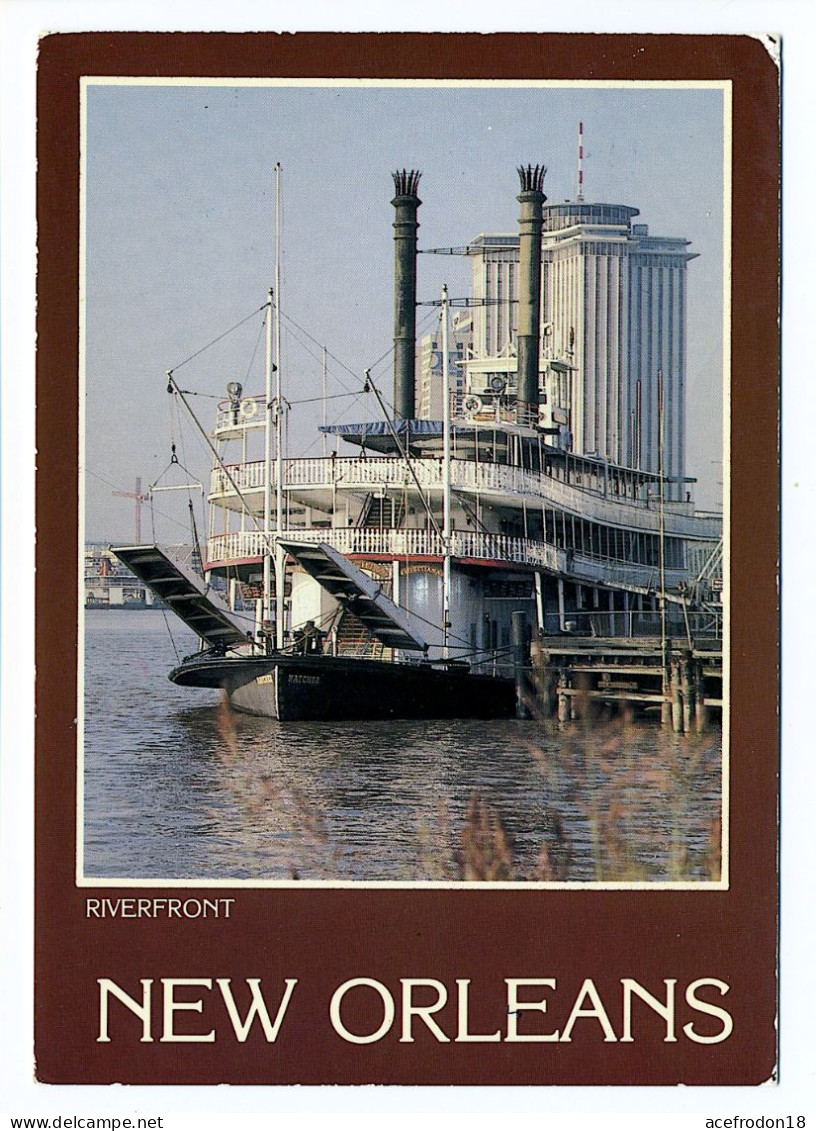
[209,457,438,497]
[211,461,268,494]
[208,456,721,540]
[207,527,566,572]
[213,399,265,433]
[206,527,690,592]
[568,552,685,591]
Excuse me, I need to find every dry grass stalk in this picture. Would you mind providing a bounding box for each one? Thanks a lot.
[213,685,721,885]
[456,794,518,881]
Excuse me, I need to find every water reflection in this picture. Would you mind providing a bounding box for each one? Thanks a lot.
[83,612,722,884]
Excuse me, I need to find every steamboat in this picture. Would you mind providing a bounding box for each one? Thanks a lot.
[115,165,723,723]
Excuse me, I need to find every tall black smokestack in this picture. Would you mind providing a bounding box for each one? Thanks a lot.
[391,169,422,420]
[516,164,547,424]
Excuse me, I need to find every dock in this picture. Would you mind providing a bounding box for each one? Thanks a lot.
[531,635,722,732]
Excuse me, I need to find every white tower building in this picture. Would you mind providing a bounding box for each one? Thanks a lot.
[463,203,697,500]
[417,315,471,419]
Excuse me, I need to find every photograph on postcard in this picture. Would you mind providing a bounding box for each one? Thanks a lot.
[34,30,779,1088]
[79,79,728,889]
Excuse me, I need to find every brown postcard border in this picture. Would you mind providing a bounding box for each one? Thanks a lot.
[35,32,779,1085]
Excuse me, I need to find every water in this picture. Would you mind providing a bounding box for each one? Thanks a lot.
[83,611,723,884]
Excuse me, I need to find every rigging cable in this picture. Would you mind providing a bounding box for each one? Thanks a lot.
[86,469,194,539]
[188,497,204,578]
[167,304,268,375]
[244,308,268,387]
[147,480,183,665]
[171,398,206,578]
[362,368,443,543]
[165,373,274,553]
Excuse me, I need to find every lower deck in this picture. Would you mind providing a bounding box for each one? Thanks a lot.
[169,651,517,722]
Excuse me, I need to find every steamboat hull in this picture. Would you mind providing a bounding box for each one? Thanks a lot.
[169,653,516,722]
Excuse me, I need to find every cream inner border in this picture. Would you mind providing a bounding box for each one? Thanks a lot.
[76,75,732,890]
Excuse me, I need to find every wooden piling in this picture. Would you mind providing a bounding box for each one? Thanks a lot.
[532,641,555,719]
[557,673,570,723]
[694,658,708,733]
[536,635,720,734]
[661,644,672,729]
[681,650,694,734]
[511,610,530,720]
[671,660,683,733]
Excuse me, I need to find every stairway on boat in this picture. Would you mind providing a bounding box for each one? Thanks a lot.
[334,609,393,660]
[359,492,405,530]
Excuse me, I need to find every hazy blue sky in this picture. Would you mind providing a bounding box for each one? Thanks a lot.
[83,81,725,543]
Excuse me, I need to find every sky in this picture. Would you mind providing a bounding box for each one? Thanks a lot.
[83,81,726,543]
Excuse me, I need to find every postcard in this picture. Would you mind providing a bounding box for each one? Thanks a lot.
[34,31,779,1085]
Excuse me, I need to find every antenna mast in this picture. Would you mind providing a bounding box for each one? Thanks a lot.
[577,121,585,202]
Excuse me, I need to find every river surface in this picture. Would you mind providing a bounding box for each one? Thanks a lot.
[83,611,723,885]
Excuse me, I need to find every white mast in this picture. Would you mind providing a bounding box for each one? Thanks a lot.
[262,288,274,642]
[658,370,667,655]
[274,162,286,650]
[577,120,585,202]
[442,284,452,659]
[322,345,328,458]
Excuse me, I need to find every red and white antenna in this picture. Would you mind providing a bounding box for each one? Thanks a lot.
[577,120,585,202]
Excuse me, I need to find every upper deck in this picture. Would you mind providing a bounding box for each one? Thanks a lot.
[208,453,722,542]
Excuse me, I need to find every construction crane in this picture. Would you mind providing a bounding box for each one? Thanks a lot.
[112,477,149,544]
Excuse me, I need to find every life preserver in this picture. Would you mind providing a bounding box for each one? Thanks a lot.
[464,394,483,416]
[240,397,258,419]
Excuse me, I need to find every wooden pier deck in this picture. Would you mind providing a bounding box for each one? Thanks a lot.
[531,635,723,732]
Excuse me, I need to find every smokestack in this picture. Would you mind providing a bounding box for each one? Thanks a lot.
[516,164,547,425]
[391,169,422,420]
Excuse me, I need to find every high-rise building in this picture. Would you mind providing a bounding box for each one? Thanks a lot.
[461,202,697,499]
[417,315,471,419]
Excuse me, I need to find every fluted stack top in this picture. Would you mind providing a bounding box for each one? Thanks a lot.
[517,164,548,197]
[392,169,422,198]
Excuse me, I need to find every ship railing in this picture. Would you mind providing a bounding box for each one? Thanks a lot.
[209,456,720,539]
[568,552,687,591]
[210,460,268,493]
[205,528,695,590]
[540,608,722,642]
[206,528,697,596]
[213,399,266,433]
[206,528,567,571]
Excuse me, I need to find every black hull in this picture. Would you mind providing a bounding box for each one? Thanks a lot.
[169,653,517,721]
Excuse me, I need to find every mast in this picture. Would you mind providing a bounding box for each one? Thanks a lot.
[441,284,452,659]
[658,370,667,657]
[577,120,585,203]
[274,162,286,650]
[322,345,328,459]
[263,287,274,641]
